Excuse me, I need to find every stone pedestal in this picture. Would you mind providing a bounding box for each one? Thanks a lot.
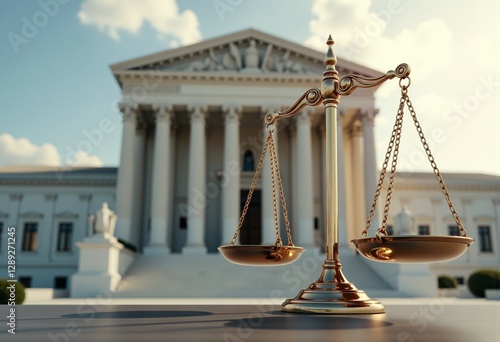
[70,234,127,298]
[71,203,135,298]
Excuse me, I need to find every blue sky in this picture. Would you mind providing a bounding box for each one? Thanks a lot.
[1,0,499,176]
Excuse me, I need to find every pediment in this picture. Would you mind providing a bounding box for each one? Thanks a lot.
[111,29,382,80]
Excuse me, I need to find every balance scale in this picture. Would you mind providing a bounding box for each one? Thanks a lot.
[218,35,474,314]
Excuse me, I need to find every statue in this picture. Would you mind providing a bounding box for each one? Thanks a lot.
[244,39,260,70]
[393,206,415,235]
[88,202,117,237]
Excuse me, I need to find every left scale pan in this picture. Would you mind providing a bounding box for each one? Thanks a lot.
[218,245,305,266]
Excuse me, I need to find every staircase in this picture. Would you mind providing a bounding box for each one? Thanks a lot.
[114,247,409,298]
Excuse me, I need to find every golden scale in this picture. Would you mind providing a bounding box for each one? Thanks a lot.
[218,35,475,314]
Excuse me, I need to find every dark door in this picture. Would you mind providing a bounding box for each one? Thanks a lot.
[239,190,262,245]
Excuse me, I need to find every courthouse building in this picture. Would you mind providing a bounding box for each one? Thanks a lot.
[0,29,499,297]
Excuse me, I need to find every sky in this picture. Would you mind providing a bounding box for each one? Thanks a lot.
[0,0,499,176]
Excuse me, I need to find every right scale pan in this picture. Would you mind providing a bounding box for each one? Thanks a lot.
[351,235,474,263]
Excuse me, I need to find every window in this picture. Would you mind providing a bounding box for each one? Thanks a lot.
[478,225,493,252]
[19,276,32,288]
[243,150,255,171]
[448,225,460,236]
[418,225,430,235]
[386,225,394,236]
[22,222,38,251]
[54,276,67,289]
[455,277,464,285]
[57,222,73,252]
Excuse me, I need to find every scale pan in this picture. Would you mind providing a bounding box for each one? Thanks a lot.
[351,235,474,263]
[218,245,304,266]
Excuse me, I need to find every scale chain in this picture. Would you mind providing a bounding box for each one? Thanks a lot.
[363,80,469,238]
[269,130,283,246]
[269,131,294,246]
[229,132,269,245]
[229,125,295,246]
[404,91,468,237]
[363,92,406,238]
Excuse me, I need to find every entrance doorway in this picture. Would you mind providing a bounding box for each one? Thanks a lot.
[239,190,261,245]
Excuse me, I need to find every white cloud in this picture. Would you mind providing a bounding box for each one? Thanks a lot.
[0,134,60,166]
[66,151,103,167]
[78,0,201,46]
[0,134,102,167]
[305,1,454,84]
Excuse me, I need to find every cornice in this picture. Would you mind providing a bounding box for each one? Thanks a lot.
[0,179,116,187]
[114,70,324,86]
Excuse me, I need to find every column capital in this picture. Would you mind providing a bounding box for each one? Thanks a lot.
[152,104,174,121]
[118,103,139,123]
[188,105,208,122]
[45,193,58,202]
[360,108,378,126]
[222,106,242,123]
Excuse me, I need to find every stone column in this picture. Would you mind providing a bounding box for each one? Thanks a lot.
[131,122,146,250]
[261,108,280,245]
[221,106,241,244]
[183,106,208,254]
[146,105,172,255]
[294,109,315,248]
[42,194,57,261]
[168,123,177,248]
[361,110,379,229]
[349,119,366,243]
[114,104,138,243]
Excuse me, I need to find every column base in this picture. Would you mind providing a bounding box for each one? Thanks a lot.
[182,245,207,254]
[143,245,170,255]
[281,259,385,314]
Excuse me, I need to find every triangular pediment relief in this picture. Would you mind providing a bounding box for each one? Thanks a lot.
[111,29,381,79]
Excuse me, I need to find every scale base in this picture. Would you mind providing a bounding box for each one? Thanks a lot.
[281,259,385,314]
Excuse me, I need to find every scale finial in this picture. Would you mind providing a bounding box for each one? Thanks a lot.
[325,35,337,67]
[321,34,339,100]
